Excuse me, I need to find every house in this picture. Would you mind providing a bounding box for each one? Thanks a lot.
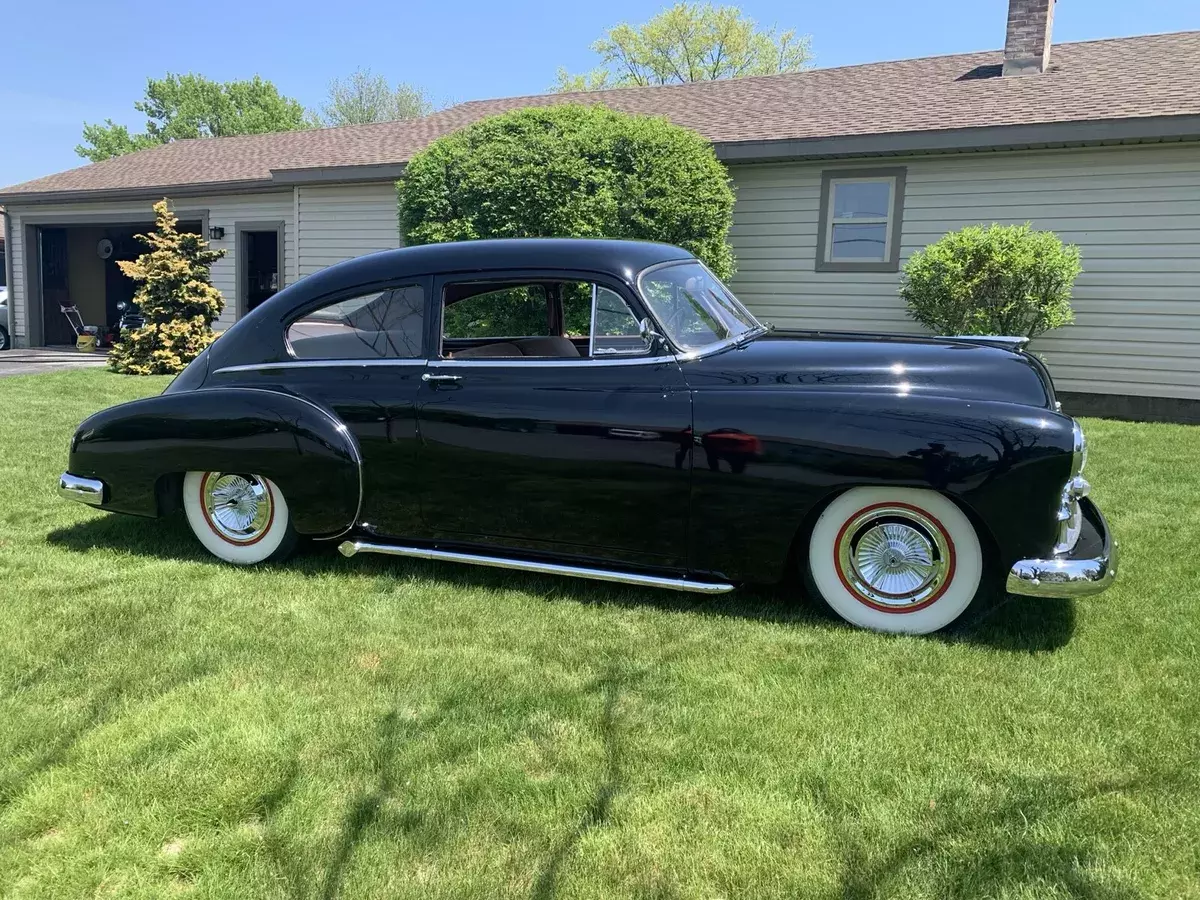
[2,0,1199,420]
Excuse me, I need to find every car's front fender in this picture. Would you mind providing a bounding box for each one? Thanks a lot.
[67,387,361,536]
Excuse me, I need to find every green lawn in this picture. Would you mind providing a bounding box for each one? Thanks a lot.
[1,369,1197,900]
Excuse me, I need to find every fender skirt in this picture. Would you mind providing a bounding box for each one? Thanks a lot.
[68,387,362,536]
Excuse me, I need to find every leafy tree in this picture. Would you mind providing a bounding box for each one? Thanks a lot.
[313,68,436,126]
[78,74,307,162]
[397,105,736,279]
[900,224,1082,339]
[554,2,812,91]
[109,200,226,376]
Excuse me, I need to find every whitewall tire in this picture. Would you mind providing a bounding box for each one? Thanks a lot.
[807,487,983,634]
[182,471,297,565]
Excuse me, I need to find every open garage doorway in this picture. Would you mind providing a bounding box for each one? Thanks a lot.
[34,218,202,347]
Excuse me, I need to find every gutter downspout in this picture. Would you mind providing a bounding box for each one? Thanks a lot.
[3,211,14,347]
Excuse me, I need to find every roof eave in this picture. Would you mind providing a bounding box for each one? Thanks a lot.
[0,177,283,207]
[5,114,1200,204]
[715,114,1200,163]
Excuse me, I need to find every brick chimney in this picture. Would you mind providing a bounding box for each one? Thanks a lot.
[1003,0,1056,76]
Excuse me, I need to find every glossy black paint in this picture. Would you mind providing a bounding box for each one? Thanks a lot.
[66,239,1083,584]
[68,388,360,535]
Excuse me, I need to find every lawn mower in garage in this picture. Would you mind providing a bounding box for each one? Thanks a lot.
[60,302,106,352]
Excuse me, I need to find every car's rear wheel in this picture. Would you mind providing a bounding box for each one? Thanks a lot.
[806,486,983,634]
[0,325,10,352]
[182,471,297,565]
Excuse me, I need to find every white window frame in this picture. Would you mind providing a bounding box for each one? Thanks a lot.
[816,167,907,273]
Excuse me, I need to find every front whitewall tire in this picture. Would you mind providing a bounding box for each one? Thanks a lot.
[808,486,983,634]
[183,471,295,565]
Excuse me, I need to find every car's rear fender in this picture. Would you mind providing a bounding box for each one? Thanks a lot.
[68,387,361,536]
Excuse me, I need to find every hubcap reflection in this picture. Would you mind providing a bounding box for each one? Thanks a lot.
[201,473,273,543]
[835,504,953,611]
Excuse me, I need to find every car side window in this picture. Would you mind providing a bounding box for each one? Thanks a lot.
[444,285,551,339]
[442,279,651,361]
[287,285,424,360]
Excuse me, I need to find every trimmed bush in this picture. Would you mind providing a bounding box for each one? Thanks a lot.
[397,104,736,279]
[108,200,226,375]
[900,223,1081,339]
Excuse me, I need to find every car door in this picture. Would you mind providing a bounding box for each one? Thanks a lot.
[278,279,431,539]
[413,272,692,570]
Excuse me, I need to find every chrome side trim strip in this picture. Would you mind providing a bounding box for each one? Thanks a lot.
[60,472,105,507]
[214,359,428,375]
[338,540,735,595]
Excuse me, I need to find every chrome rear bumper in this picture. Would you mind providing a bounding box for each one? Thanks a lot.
[1006,497,1118,598]
[59,472,105,506]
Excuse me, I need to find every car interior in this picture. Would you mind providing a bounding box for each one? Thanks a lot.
[286,278,648,361]
[443,279,646,360]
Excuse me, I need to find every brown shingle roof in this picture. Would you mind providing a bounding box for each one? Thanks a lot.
[4,31,1200,200]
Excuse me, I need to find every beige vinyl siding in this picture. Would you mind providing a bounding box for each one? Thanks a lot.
[295,182,400,278]
[729,143,1200,400]
[5,191,294,340]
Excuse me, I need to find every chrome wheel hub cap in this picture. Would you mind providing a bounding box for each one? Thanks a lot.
[202,473,272,543]
[836,505,953,610]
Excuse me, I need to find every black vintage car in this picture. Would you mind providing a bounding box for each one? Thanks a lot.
[59,239,1117,634]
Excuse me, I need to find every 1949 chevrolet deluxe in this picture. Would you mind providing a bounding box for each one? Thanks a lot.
[60,239,1116,634]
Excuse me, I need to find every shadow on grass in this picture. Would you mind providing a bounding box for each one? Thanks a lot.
[45,515,1074,653]
[809,766,1189,900]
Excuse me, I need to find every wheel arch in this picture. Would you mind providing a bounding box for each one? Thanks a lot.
[69,387,362,536]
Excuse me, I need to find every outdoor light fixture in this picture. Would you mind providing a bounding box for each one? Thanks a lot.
[208,226,225,241]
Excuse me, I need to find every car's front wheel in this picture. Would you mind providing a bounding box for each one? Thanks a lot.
[806,486,983,634]
[182,471,297,565]
[0,325,10,352]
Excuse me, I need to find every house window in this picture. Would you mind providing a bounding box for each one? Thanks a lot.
[816,168,906,272]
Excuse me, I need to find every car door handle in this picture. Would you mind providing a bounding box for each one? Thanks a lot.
[422,373,463,386]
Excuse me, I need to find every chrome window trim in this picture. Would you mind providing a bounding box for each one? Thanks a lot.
[634,259,765,361]
[214,359,429,375]
[211,386,364,542]
[587,282,598,360]
[433,354,675,369]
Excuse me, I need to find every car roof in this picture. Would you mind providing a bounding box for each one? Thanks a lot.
[293,238,697,296]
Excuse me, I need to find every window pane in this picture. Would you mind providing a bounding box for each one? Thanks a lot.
[444,285,549,339]
[638,263,759,352]
[592,287,647,356]
[832,180,891,219]
[288,285,424,359]
[830,223,888,260]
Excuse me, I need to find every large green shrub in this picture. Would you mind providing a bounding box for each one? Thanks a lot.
[900,223,1081,339]
[397,104,736,279]
[108,200,226,376]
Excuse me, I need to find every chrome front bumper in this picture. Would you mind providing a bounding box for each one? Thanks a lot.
[1006,497,1118,598]
[59,472,105,507]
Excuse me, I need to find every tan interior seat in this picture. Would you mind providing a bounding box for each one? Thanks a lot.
[452,337,581,359]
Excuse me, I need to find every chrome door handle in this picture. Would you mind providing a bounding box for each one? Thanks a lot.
[422,373,462,384]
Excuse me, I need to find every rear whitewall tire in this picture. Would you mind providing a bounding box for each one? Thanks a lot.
[183,471,297,565]
[807,487,983,634]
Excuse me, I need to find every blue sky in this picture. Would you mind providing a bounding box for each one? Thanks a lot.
[2,0,1197,188]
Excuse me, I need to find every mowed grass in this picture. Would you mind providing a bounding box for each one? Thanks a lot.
[1,369,1198,900]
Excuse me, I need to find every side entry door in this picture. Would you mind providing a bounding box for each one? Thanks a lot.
[414,272,692,570]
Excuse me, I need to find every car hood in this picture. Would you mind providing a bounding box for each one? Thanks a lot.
[685,331,1056,408]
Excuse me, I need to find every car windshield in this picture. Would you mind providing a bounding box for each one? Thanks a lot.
[637,262,761,352]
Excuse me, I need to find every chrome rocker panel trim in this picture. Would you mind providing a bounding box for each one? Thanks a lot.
[59,472,105,507]
[338,539,735,595]
[1006,498,1118,599]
